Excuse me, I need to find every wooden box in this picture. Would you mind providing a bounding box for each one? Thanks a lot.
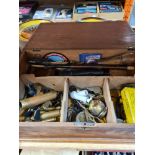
[20,74,135,151]
[19,21,135,151]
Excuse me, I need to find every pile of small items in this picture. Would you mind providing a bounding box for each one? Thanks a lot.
[67,86,107,123]
[19,83,62,122]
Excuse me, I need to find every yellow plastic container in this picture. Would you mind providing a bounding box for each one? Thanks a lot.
[19,20,50,42]
[121,87,135,123]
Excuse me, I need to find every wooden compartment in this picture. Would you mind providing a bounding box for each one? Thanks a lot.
[108,76,135,123]
[66,77,117,123]
[20,75,68,122]
[73,1,99,21]
[19,21,135,151]
[19,74,135,151]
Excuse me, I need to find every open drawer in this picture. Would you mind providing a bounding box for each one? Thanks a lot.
[19,74,135,151]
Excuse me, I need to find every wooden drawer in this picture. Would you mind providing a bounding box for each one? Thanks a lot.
[19,75,135,151]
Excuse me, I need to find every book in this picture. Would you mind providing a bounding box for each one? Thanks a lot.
[55,8,73,19]
[99,2,122,13]
[76,3,97,14]
[19,1,38,21]
[33,5,55,20]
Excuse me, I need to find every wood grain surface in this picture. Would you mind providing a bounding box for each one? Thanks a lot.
[25,21,134,50]
[20,122,134,151]
[20,122,134,139]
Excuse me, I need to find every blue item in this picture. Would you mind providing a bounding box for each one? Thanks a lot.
[79,53,102,63]
[76,3,97,14]
[47,55,65,62]
[99,2,122,13]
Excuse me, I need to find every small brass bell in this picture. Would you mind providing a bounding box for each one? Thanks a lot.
[89,99,107,119]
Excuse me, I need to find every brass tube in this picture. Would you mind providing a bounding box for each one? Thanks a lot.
[19,116,25,122]
[40,110,60,120]
[19,109,26,116]
[20,91,57,109]
[41,118,57,122]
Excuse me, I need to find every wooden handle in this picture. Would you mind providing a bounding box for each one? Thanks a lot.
[20,91,57,109]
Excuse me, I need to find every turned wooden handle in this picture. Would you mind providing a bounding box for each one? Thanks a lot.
[20,91,57,109]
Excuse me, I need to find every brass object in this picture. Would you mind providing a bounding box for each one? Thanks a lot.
[89,99,107,119]
[40,110,60,120]
[41,101,54,111]
[76,102,96,123]
[19,109,26,116]
[56,106,61,110]
[19,116,25,122]
[20,90,58,109]
[40,110,46,114]
[75,100,106,123]
[68,98,73,107]
[76,111,86,122]
[41,118,57,122]
[41,100,61,111]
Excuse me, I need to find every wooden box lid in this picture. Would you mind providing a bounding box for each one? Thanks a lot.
[25,21,135,50]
